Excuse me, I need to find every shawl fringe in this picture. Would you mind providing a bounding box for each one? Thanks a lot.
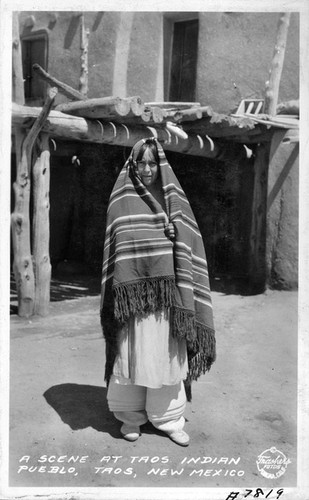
[113,276,176,323]
[186,322,216,382]
[171,306,196,340]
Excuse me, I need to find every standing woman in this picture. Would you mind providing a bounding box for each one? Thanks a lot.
[100,137,215,446]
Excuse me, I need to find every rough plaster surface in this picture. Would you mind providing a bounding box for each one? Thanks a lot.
[18,11,299,111]
[266,130,299,289]
[196,12,299,113]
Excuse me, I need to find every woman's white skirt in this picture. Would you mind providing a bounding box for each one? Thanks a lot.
[112,310,188,388]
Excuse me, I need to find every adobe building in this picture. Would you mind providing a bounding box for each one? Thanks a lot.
[11,11,299,315]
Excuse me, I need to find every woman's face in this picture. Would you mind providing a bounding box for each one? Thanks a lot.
[136,147,159,186]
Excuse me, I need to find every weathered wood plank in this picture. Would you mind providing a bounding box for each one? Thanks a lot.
[55,97,135,118]
[145,101,201,109]
[167,107,203,122]
[11,15,34,317]
[12,12,24,105]
[248,143,270,291]
[144,106,167,123]
[11,128,35,317]
[181,119,256,138]
[129,96,145,116]
[33,63,86,101]
[32,133,52,316]
[79,13,89,96]
[276,99,299,115]
[264,13,291,116]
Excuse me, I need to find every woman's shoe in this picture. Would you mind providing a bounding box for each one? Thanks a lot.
[120,424,140,441]
[167,430,190,446]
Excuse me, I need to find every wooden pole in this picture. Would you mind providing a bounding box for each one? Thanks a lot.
[11,128,35,317]
[248,143,270,292]
[55,97,132,117]
[11,12,35,317]
[12,12,24,105]
[11,89,57,317]
[32,133,52,316]
[31,88,57,316]
[264,13,291,116]
[79,13,89,96]
[250,12,291,291]
[33,63,86,101]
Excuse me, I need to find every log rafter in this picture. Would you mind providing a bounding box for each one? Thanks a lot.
[12,103,265,161]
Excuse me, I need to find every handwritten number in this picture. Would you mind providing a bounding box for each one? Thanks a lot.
[223,487,284,500]
[254,489,264,498]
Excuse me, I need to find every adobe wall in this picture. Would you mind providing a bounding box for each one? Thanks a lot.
[15,11,299,290]
[18,11,164,106]
[266,130,299,289]
[196,12,299,113]
[18,11,299,112]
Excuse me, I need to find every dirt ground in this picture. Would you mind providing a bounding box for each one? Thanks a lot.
[8,281,298,495]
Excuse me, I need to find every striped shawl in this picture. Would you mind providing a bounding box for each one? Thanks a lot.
[100,138,216,386]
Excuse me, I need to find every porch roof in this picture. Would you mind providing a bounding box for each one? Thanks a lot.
[54,96,299,145]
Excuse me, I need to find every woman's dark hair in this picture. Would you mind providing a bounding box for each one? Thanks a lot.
[135,138,160,164]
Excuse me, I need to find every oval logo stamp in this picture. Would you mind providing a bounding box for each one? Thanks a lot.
[256,447,291,479]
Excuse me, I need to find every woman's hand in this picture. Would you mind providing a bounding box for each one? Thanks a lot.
[165,222,176,241]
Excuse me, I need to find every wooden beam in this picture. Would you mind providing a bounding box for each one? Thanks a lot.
[55,97,129,117]
[33,63,87,101]
[167,107,203,123]
[12,103,260,160]
[129,96,145,116]
[145,101,201,109]
[264,13,291,116]
[55,96,145,118]
[276,99,299,115]
[12,103,226,158]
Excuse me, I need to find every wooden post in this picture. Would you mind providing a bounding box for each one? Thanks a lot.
[11,12,35,316]
[11,128,35,317]
[32,133,52,316]
[250,11,291,291]
[31,88,58,316]
[264,13,291,116]
[12,12,24,105]
[248,143,270,292]
[11,88,57,317]
[79,13,89,96]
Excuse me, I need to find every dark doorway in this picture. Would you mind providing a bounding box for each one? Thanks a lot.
[22,31,48,105]
[169,19,199,102]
